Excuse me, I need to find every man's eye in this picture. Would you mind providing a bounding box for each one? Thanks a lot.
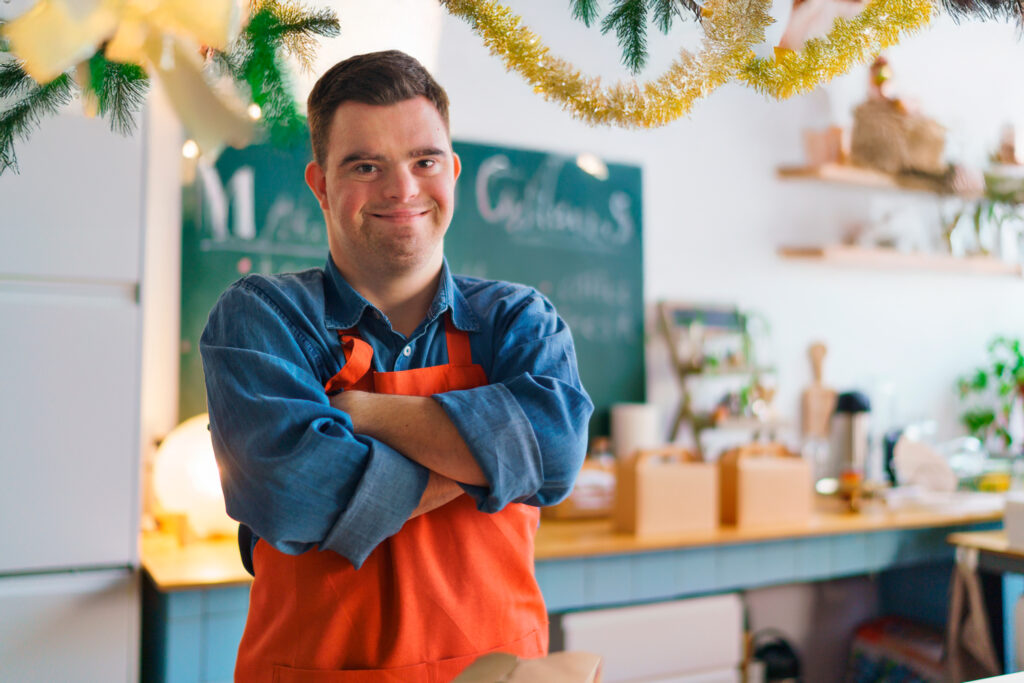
[417,159,437,169]
[353,164,377,174]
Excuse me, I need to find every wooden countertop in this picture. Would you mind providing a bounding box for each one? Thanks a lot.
[948,529,1024,559]
[142,531,252,591]
[142,502,1002,591]
[535,505,1002,560]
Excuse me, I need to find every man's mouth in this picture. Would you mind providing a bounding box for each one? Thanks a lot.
[369,208,431,220]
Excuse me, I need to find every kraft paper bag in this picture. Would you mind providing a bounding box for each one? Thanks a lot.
[613,446,718,536]
[719,442,813,526]
[453,652,602,682]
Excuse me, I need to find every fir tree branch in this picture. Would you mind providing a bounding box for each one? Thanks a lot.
[0,61,35,99]
[651,0,702,31]
[240,6,307,144]
[940,0,1024,24]
[87,53,150,136]
[265,3,340,73]
[0,72,75,175]
[601,0,649,73]
[570,0,602,27]
[650,0,678,32]
[214,1,339,145]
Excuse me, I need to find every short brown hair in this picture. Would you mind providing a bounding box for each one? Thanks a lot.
[307,50,450,167]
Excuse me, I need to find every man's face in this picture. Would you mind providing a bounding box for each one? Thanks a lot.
[305,96,461,282]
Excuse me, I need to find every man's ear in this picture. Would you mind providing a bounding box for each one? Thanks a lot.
[452,152,461,182]
[305,161,329,210]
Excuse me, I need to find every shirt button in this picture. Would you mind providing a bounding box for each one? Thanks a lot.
[402,346,412,357]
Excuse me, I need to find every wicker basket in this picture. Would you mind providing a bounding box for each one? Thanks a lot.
[850,99,946,175]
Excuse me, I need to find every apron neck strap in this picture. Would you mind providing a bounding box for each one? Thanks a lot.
[443,313,472,366]
[330,310,472,383]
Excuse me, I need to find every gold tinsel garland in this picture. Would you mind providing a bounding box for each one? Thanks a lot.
[440,0,772,128]
[740,0,932,99]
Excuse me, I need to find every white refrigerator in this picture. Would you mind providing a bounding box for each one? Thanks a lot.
[0,104,145,681]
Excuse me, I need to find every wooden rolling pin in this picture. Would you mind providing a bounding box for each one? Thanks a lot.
[802,342,838,439]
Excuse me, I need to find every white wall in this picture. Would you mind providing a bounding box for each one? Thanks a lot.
[429,3,1024,446]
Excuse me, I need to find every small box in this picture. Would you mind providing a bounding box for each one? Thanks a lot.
[613,447,718,536]
[719,443,813,526]
[1005,494,1024,550]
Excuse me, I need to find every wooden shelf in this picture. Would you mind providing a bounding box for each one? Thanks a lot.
[679,364,776,377]
[777,163,979,199]
[691,414,791,431]
[779,245,1022,277]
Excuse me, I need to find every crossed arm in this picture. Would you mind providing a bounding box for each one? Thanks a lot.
[331,390,484,518]
[202,277,592,567]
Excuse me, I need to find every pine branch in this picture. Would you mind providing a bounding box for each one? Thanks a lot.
[240,7,307,144]
[0,60,35,99]
[650,0,677,32]
[267,4,340,73]
[570,0,602,27]
[214,1,339,145]
[940,0,1024,24]
[246,0,340,72]
[601,0,649,73]
[0,72,75,175]
[651,0,702,30]
[88,53,150,136]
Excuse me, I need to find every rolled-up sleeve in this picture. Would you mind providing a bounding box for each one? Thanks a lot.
[433,291,593,512]
[201,281,427,568]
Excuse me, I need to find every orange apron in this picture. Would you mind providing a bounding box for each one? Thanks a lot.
[234,315,548,682]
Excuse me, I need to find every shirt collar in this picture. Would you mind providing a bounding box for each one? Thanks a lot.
[323,257,480,333]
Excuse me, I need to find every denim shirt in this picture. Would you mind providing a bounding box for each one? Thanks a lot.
[200,257,593,569]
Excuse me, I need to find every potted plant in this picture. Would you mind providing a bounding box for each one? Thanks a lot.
[958,336,1024,454]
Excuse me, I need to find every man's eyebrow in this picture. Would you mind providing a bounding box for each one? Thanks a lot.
[338,148,447,166]
[339,151,385,166]
[410,147,447,158]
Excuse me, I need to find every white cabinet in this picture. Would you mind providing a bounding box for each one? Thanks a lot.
[0,112,143,283]
[0,286,140,572]
[0,570,139,682]
[0,105,146,682]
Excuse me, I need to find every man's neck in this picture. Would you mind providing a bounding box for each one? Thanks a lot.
[336,258,443,338]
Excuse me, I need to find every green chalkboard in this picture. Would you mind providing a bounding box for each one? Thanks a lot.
[179,139,645,435]
[179,142,327,420]
[447,142,645,436]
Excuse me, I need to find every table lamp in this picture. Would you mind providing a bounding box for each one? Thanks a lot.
[152,413,237,540]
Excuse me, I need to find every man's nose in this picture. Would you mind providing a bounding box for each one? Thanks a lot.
[384,167,419,202]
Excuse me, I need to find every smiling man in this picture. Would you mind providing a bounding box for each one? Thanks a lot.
[199,50,593,681]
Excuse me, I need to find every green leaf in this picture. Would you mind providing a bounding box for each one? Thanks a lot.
[570,0,602,27]
[601,0,649,74]
[962,407,996,435]
[971,369,989,391]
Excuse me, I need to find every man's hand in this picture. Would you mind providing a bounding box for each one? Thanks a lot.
[410,471,464,518]
[330,390,488,486]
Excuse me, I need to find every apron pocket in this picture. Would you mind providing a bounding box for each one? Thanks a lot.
[272,628,546,683]
[273,662,428,683]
